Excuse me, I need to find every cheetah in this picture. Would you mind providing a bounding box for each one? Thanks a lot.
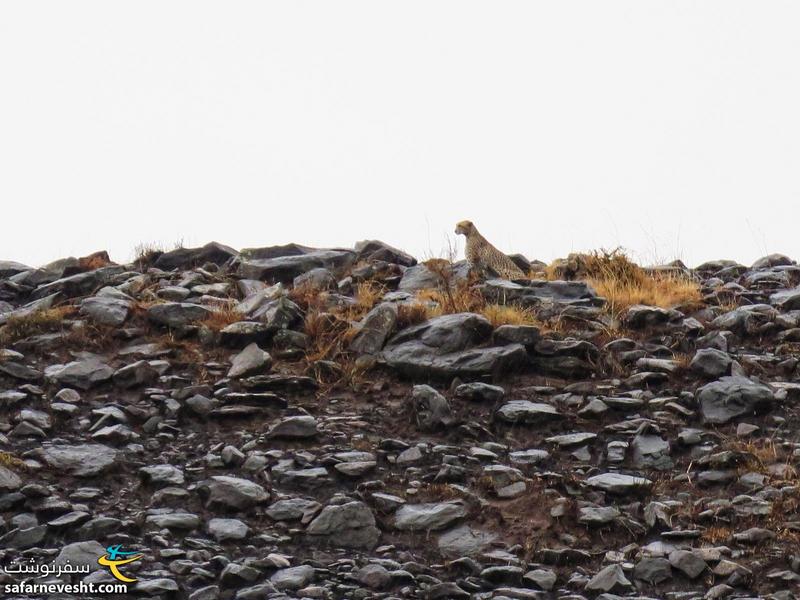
[454,220,527,280]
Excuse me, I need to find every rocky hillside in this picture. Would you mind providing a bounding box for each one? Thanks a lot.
[0,241,799,599]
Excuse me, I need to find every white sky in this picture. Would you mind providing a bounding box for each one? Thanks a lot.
[1,2,798,269]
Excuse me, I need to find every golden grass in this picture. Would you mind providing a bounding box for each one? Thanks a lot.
[396,303,433,330]
[546,249,702,318]
[0,305,77,345]
[481,303,538,327]
[0,451,27,470]
[201,306,245,332]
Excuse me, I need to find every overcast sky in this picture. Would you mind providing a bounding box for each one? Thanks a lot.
[1,2,798,269]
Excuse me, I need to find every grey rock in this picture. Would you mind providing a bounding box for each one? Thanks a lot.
[394,501,467,531]
[349,302,397,354]
[140,464,185,487]
[270,565,315,590]
[633,557,672,584]
[147,302,213,327]
[55,540,106,572]
[631,434,673,470]
[495,400,562,424]
[437,524,498,558]
[698,376,775,424]
[293,267,336,290]
[198,476,269,511]
[585,564,632,592]
[153,241,238,270]
[691,348,733,379]
[305,501,380,549]
[669,549,707,579]
[412,384,453,430]
[228,343,272,378]
[80,296,131,326]
[454,382,505,402]
[238,249,356,283]
[383,341,527,379]
[356,563,392,589]
[145,511,201,530]
[267,415,318,438]
[208,517,249,541]
[585,472,652,494]
[47,359,114,390]
[38,443,118,476]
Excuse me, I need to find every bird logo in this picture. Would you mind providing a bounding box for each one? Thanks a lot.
[97,545,143,583]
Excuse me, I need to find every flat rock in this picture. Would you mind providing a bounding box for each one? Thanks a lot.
[698,376,775,424]
[394,501,467,531]
[38,443,118,477]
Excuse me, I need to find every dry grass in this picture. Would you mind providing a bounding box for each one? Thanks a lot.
[0,306,77,345]
[201,306,245,332]
[396,303,433,330]
[547,249,702,318]
[701,525,732,544]
[481,303,539,327]
[0,451,27,470]
[133,241,165,269]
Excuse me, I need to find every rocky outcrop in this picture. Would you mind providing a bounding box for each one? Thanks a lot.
[1,243,799,598]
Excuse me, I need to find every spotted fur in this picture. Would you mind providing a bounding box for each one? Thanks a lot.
[454,220,526,280]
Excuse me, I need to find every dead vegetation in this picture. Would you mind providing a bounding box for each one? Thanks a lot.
[0,306,77,345]
[0,451,27,471]
[546,249,702,318]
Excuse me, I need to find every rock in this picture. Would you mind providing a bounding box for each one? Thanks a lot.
[770,286,800,311]
[219,321,274,347]
[0,465,22,491]
[355,564,392,589]
[0,260,32,278]
[437,524,498,558]
[228,343,272,378]
[147,302,213,327]
[349,303,397,354]
[38,443,118,476]
[198,476,269,511]
[293,267,337,290]
[623,304,683,328]
[585,564,632,592]
[495,400,562,424]
[238,249,356,283]
[691,348,733,378]
[387,312,492,352]
[578,505,620,525]
[492,324,541,346]
[145,511,201,530]
[752,253,793,269]
[80,296,131,326]
[524,568,557,591]
[270,565,315,590]
[55,540,106,572]
[394,501,467,531]
[669,549,707,579]
[355,239,416,267]
[382,341,527,379]
[140,464,185,487]
[47,359,114,390]
[113,360,159,388]
[153,241,238,270]
[267,415,318,438]
[266,498,321,521]
[585,472,652,494]
[454,382,505,402]
[397,264,443,291]
[631,434,673,470]
[412,385,453,430]
[305,501,380,549]
[208,518,249,541]
[480,278,601,307]
[633,557,672,584]
[697,376,775,424]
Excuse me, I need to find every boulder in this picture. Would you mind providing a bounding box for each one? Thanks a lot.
[698,377,775,424]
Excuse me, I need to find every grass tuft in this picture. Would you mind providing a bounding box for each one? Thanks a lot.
[0,306,77,345]
[547,249,702,318]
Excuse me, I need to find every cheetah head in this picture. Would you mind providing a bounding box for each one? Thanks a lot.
[455,220,475,236]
